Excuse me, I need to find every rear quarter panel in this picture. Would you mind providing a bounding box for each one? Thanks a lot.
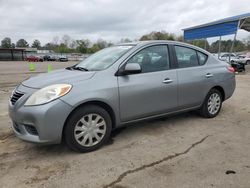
[206,57,236,100]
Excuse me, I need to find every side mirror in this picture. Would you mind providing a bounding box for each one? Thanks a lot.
[122,63,141,75]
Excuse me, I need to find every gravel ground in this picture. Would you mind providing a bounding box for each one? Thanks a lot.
[0,61,250,188]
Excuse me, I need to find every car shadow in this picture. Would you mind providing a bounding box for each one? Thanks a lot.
[30,111,199,155]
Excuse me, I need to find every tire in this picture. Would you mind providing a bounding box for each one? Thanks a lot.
[64,105,112,152]
[246,60,250,65]
[199,88,222,118]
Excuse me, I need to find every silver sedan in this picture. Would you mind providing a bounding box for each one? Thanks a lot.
[9,41,236,152]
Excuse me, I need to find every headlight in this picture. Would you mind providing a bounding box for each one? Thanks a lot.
[25,84,72,106]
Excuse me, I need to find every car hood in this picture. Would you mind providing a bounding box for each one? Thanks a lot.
[22,69,96,89]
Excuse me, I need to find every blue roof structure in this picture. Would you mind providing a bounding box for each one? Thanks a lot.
[183,13,250,40]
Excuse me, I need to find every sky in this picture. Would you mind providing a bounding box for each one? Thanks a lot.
[0,0,249,45]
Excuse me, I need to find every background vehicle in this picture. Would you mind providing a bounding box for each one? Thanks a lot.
[230,61,245,72]
[43,55,56,61]
[57,56,68,62]
[9,41,235,152]
[25,55,43,62]
[219,53,247,72]
[219,53,237,62]
[232,54,250,65]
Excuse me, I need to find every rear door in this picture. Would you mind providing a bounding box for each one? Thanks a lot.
[118,45,178,122]
[173,45,209,108]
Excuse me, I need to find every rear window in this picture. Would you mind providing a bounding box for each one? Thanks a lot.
[174,46,199,68]
[197,51,208,65]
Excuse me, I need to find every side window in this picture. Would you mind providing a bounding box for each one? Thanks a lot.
[174,46,199,68]
[197,51,208,65]
[127,45,170,73]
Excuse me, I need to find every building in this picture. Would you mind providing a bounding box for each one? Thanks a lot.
[15,47,37,55]
[0,48,26,61]
[37,49,54,54]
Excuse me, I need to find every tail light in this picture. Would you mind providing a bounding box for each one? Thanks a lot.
[227,66,235,73]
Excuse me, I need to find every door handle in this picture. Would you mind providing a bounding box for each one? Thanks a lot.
[163,78,173,84]
[205,73,213,78]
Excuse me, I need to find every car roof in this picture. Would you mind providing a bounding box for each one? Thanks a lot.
[116,40,181,46]
[116,40,210,55]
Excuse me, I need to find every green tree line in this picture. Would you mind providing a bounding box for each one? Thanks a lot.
[1,32,250,53]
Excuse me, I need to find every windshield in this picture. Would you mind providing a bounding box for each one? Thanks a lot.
[76,45,133,71]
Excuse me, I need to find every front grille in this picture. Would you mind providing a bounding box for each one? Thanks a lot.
[10,91,24,105]
[24,125,38,135]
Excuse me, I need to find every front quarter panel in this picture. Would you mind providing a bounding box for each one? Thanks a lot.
[60,70,120,125]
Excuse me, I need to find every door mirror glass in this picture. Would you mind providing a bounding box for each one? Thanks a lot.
[123,63,142,75]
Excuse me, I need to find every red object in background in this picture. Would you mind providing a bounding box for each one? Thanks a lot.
[25,55,43,62]
[227,66,235,73]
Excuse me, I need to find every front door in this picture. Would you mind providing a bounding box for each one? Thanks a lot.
[118,45,178,122]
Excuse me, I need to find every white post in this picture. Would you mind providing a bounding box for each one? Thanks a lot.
[218,36,222,59]
[229,21,240,62]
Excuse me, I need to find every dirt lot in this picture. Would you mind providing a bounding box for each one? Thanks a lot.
[0,61,250,188]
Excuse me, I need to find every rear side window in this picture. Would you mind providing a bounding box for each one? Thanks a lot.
[174,46,199,68]
[197,51,208,65]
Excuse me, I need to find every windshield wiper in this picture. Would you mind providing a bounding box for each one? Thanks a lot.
[72,66,89,71]
[66,65,89,71]
[66,64,77,70]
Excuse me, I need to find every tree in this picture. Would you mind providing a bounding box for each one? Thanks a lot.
[88,44,100,53]
[16,39,29,47]
[69,40,77,49]
[210,39,246,53]
[31,39,41,48]
[140,35,151,41]
[176,35,184,42]
[61,35,71,47]
[1,37,12,48]
[52,36,59,45]
[107,41,113,47]
[76,39,90,53]
[120,38,132,43]
[11,43,15,48]
[57,43,73,53]
[139,31,175,41]
[190,39,210,50]
[243,36,250,50]
[96,39,107,49]
[43,42,58,50]
[233,40,245,52]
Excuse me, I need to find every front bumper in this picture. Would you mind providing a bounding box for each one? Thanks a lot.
[8,84,73,144]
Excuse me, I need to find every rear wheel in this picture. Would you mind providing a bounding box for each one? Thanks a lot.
[199,89,222,118]
[64,105,112,152]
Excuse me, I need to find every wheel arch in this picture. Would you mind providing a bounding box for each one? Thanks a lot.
[211,85,225,101]
[62,100,117,141]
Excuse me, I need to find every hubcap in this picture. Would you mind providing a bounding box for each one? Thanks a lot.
[74,113,106,147]
[207,93,221,115]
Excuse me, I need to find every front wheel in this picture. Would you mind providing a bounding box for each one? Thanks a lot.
[199,89,222,118]
[64,105,112,152]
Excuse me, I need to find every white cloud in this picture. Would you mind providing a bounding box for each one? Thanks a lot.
[0,0,249,45]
